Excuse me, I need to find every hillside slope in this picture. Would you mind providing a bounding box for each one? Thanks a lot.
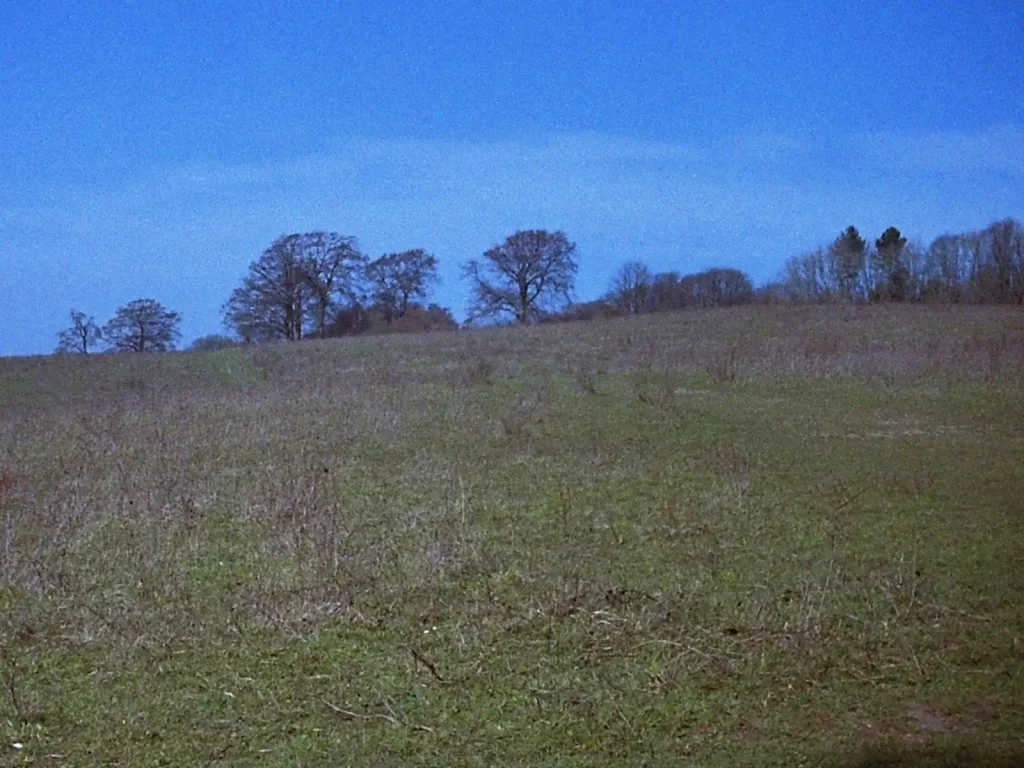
[1,305,1023,766]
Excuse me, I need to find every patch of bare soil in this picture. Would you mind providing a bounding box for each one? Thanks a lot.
[905,704,956,738]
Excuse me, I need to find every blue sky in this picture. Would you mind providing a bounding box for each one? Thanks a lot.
[1,1,1022,356]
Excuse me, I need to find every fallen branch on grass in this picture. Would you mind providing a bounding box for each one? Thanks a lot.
[410,647,447,684]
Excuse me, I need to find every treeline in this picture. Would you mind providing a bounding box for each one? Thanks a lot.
[765,218,1024,305]
[53,217,1023,355]
[221,228,580,341]
[552,264,753,322]
[550,216,1023,324]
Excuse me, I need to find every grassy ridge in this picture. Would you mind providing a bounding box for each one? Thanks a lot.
[1,305,1023,766]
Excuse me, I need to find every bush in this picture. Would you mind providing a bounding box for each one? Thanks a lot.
[327,303,458,337]
[189,334,238,352]
[542,301,626,323]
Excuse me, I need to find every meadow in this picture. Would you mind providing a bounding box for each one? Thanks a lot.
[1,304,1022,767]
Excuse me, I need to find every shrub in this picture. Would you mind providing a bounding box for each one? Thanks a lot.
[189,334,238,352]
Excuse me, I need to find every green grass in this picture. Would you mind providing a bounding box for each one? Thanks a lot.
[1,305,1023,766]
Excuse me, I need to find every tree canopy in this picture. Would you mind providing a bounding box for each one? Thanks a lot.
[366,249,439,323]
[828,225,868,300]
[50,213,1024,359]
[103,299,182,353]
[464,230,578,324]
[223,232,364,342]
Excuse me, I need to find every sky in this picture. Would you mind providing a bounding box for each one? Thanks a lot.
[1,1,1022,357]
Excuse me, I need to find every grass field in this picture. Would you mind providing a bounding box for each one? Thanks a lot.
[1,305,1023,766]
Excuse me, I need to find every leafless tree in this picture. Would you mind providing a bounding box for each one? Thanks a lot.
[223,232,363,342]
[189,334,237,351]
[55,311,102,354]
[299,232,365,338]
[366,249,439,323]
[649,272,686,311]
[224,236,309,342]
[981,218,1024,304]
[608,260,653,315]
[681,268,754,307]
[780,249,831,302]
[103,299,181,353]
[463,230,577,324]
[773,217,1021,305]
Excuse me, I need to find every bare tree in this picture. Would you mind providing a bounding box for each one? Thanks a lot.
[650,271,686,311]
[608,260,653,315]
[919,225,1022,304]
[780,249,831,302]
[920,235,960,302]
[685,268,754,307]
[224,233,362,342]
[299,232,365,338]
[103,299,181,353]
[366,249,439,323]
[464,230,577,324]
[224,236,308,342]
[981,218,1024,304]
[56,310,102,354]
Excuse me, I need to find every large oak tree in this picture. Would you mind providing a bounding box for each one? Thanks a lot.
[224,232,364,342]
[103,299,181,353]
[464,230,577,324]
[300,232,365,339]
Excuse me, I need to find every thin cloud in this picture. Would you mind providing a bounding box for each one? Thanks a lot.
[851,124,1024,175]
[6,130,821,247]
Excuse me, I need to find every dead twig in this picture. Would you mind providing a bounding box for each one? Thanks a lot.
[322,698,398,725]
[410,647,447,684]
[3,654,23,723]
[321,698,435,733]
